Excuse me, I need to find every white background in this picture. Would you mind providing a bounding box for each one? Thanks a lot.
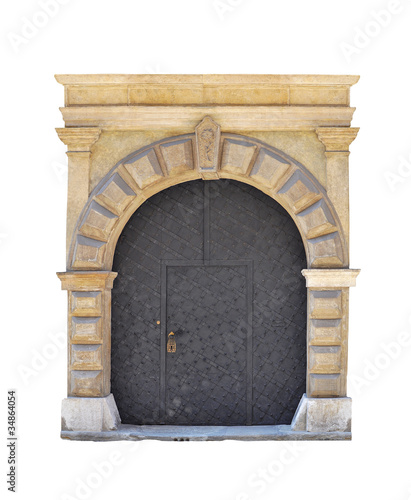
[1,0,411,499]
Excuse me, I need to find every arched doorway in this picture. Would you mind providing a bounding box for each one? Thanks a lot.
[111,179,307,426]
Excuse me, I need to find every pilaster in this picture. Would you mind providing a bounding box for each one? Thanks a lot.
[57,271,117,398]
[56,127,101,260]
[316,127,359,260]
[302,268,360,398]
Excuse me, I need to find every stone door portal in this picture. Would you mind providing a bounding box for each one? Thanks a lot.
[110,180,307,426]
[56,74,360,440]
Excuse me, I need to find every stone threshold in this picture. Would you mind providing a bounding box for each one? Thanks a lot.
[61,424,351,442]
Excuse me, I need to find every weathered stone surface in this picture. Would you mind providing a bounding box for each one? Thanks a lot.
[95,173,136,216]
[71,317,102,344]
[302,269,360,288]
[56,74,359,107]
[61,394,121,432]
[315,127,359,254]
[160,138,194,175]
[71,235,106,269]
[306,397,351,432]
[306,232,345,268]
[61,424,351,441]
[56,75,360,441]
[309,290,342,319]
[249,148,292,189]
[68,130,350,271]
[291,395,352,433]
[276,170,322,213]
[309,345,341,373]
[58,272,117,397]
[70,344,103,370]
[195,116,221,178]
[309,319,342,345]
[70,370,103,397]
[56,127,101,152]
[123,149,164,189]
[308,373,342,397]
[221,138,257,175]
[290,394,308,431]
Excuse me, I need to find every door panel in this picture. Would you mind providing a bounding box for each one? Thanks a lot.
[164,264,249,425]
[111,179,307,426]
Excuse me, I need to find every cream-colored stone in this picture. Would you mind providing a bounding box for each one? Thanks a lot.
[309,345,341,373]
[71,317,102,344]
[56,75,360,438]
[316,127,359,152]
[123,148,164,189]
[94,173,136,216]
[129,85,204,105]
[306,397,351,432]
[296,199,337,239]
[290,85,349,106]
[79,201,118,242]
[246,131,327,187]
[302,269,360,288]
[203,85,289,105]
[249,148,292,189]
[55,74,360,86]
[67,86,128,106]
[308,373,342,397]
[221,138,257,175]
[57,271,117,291]
[58,272,117,397]
[308,319,342,346]
[64,152,91,259]
[71,344,103,370]
[55,74,359,107]
[56,127,101,152]
[61,394,121,432]
[160,138,194,175]
[195,116,221,175]
[309,290,343,319]
[90,130,326,191]
[56,127,103,259]
[291,395,352,433]
[60,105,356,131]
[304,283,351,398]
[290,394,308,431]
[315,127,359,256]
[67,131,349,271]
[306,232,346,268]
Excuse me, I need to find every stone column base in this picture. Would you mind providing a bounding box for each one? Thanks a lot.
[291,394,352,433]
[61,394,121,432]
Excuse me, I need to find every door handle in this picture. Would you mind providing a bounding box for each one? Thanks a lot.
[167,332,176,353]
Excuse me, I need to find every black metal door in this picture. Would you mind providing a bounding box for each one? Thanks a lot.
[111,179,307,426]
[163,263,251,425]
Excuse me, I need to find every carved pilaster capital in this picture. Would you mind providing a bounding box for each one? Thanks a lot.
[56,127,101,152]
[57,271,117,291]
[302,269,360,288]
[316,127,359,152]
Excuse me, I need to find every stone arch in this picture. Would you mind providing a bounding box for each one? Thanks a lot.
[68,126,348,272]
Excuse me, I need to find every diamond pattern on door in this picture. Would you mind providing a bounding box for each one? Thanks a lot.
[165,265,248,425]
[111,179,307,426]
